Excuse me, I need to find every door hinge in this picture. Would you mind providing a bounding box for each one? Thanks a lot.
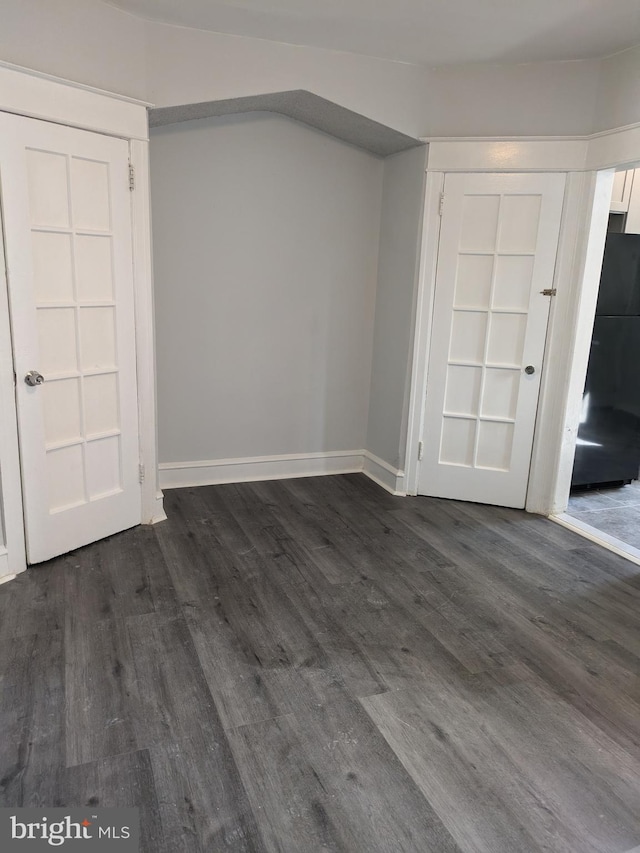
[128,163,135,191]
[138,463,145,484]
[540,288,557,297]
[439,193,445,216]
[418,441,424,461]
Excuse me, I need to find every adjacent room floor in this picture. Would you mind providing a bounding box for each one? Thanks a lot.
[566,480,640,549]
[1,474,639,852]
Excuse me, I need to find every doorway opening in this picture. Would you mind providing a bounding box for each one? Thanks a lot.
[554,164,640,562]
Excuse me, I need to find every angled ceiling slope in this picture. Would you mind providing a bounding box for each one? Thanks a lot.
[149,91,424,157]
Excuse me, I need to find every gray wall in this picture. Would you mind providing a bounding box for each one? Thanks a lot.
[150,112,383,465]
[366,146,428,470]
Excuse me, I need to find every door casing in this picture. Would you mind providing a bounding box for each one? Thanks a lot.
[0,60,163,579]
[416,171,565,509]
[0,204,26,577]
[405,139,618,515]
[0,113,143,564]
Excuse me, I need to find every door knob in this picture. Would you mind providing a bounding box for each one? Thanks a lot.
[524,365,536,375]
[24,370,44,386]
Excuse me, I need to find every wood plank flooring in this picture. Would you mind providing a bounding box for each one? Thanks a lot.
[1,473,640,852]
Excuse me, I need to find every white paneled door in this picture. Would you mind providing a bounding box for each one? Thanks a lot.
[419,173,565,508]
[0,112,141,563]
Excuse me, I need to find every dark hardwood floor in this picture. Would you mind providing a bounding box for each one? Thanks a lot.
[1,473,640,852]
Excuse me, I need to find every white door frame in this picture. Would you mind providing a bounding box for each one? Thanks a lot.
[0,205,26,579]
[405,128,640,515]
[416,171,566,509]
[0,61,164,578]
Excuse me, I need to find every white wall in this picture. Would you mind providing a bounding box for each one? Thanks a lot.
[0,1,618,139]
[145,22,605,139]
[145,20,433,139]
[0,0,147,99]
[593,44,640,133]
[367,145,427,470]
[427,60,600,138]
[150,113,383,466]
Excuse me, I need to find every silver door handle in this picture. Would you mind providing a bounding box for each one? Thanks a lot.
[24,370,44,386]
[524,365,535,375]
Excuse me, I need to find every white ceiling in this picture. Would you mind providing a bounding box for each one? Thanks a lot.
[106,0,640,66]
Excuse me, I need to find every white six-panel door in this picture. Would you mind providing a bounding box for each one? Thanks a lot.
[418,173,565,509]
[0,112,141,563]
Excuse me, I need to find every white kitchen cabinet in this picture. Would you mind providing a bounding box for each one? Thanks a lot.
[610,168,635,213]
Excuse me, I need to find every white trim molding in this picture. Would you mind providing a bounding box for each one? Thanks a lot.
[0,60,151,141]
[586,122,640,171]
[421,120,640,174]
[129,138,165,525]
[0,548,14,583]
[405,170,444,496]
[159,450,406,495]
[362,452,406,496]
[423,138,589,173]
[160,451,364,489]
[0,207,26,577]
[526,169,614,515]
[151,493,168,525]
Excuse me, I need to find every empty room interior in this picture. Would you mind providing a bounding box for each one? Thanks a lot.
[2,1,640,851]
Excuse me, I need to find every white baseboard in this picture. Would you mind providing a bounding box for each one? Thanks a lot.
[0,547,19,584]
[159,450,365,489]
[363,451,406,496]
[150,492,167,524]
[159,449,406,495]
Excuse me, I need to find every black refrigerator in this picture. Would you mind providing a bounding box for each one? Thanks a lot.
[571,232,640,488]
